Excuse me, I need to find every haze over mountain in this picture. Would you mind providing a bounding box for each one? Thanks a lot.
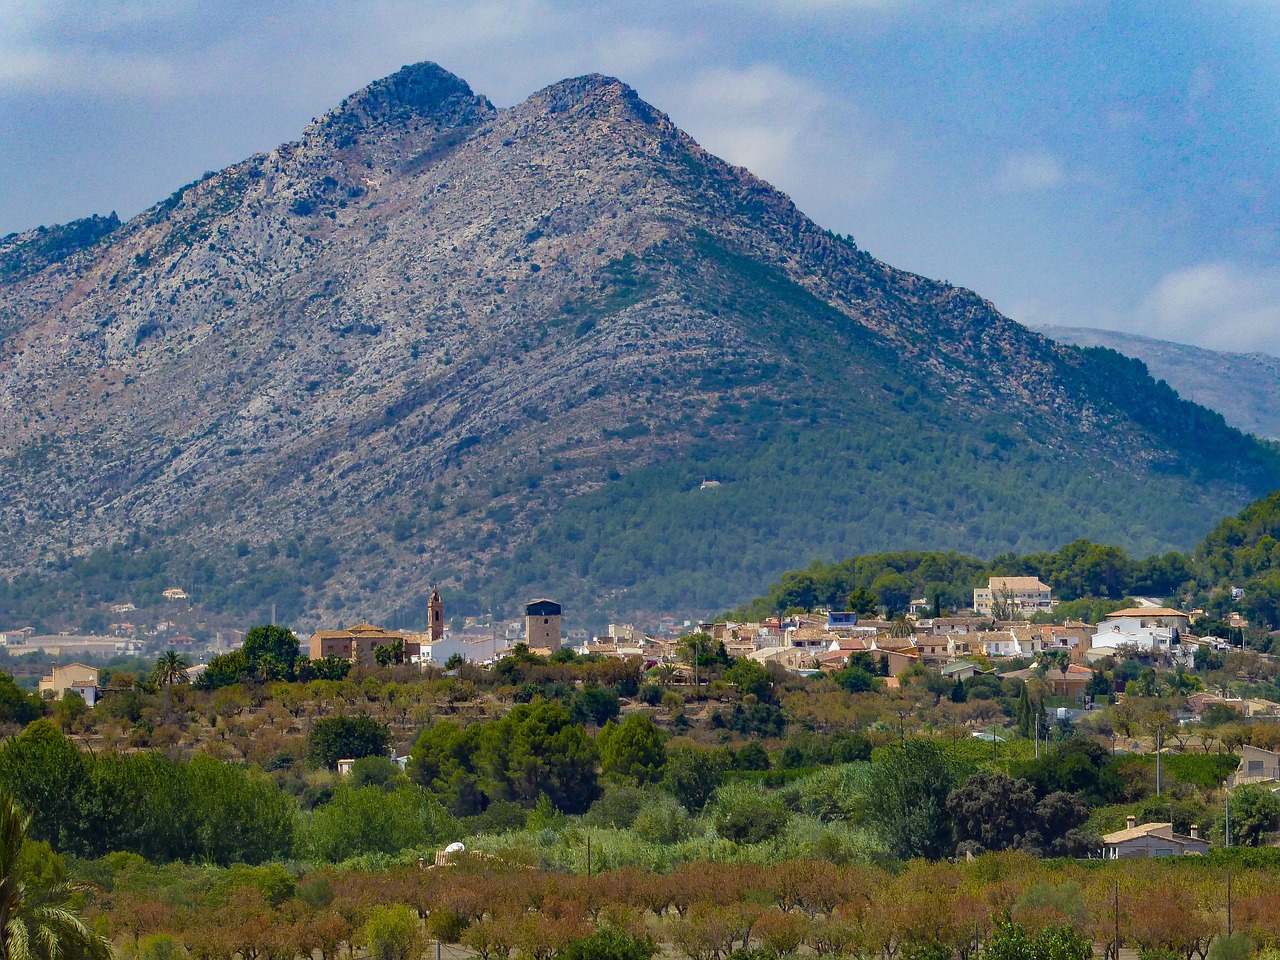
[1036,325,1280,442]
[1,63,1277,627]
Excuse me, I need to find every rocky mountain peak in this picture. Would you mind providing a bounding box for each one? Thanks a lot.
[316,61,494,142]
[524,74,667,128]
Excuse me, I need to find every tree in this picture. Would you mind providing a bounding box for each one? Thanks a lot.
[1016,684,1034,737]
[50,692,88,734]
[846,588,879,615]
[0,790,112,960]
[374,640,405,668]
[152,651,191,687]
[305,784,454,862]
[866,739,956,860]
[0,672,41,726]
[1038,649,1070,689]
[663,746,731,813]
[362,905,424,960]
[307,716,391,770]
[872,572,913,613]
[598,714,667,786]
[0,722,89,853]
[1226,784,1280,846]
[723,660,772,702]
[571,687,620,726]
[832,663,880,694]
[193,651,249,691]
[948,770,1038,854]
[483,702,599,813]
[408,721,487,816]
[241,624,301,665]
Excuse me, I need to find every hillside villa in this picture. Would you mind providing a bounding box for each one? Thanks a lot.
[973,577,1053,616]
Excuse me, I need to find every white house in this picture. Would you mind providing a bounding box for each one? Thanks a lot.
[973,577,1053,616]
[418,634,503,666]
[977,630,1022,658]
[1102,607,1191,632]
[1086,624,1176,662]
[1101,818,1208,859]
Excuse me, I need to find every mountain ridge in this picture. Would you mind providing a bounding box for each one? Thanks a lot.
[0,62,1276,626]
[1035,324,1280,441]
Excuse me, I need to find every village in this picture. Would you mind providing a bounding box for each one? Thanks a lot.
[25,574,1280,731]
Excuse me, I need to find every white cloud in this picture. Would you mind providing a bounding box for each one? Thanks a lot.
[742,0,916,10]
[1130,262,1280,355]
[999,150,1064,191]
[660,62,895,211]
[0,0,188,96]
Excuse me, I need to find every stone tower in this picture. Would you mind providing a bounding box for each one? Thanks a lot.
[524,598,563,650]
[428,586,445,642]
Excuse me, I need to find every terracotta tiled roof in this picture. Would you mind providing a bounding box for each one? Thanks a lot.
[1104,607,1187,619]
[1102,822,1174,844]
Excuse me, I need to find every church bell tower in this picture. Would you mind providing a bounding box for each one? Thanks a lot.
[428,586,444,642]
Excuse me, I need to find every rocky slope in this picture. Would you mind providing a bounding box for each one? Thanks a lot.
[1036,325,1280,441]
[1,63,1277,625]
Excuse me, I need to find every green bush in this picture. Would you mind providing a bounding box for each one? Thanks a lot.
[583,786,650,829]
[1208,933,1252,960]
[712,782,789,845]
[561,929,658,960]
[305,785,456,862]
[633,795,693,845]
[363,905,423,960]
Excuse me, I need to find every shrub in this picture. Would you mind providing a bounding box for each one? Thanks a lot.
[1209,934,1253,960]
[426,908,469,944]
[561,929,658,960]
[712,783,789,845]
[583,786,650,829]
[137,934,182,960]
[633,795,693,845]
[363,905,423,960]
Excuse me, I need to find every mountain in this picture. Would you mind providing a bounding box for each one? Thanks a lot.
[1,62,1277,628]
[1036,325,1280,441]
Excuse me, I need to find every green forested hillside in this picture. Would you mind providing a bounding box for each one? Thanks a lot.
[726,488,1280,637]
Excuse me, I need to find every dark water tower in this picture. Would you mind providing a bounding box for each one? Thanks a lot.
[525,598,562,650]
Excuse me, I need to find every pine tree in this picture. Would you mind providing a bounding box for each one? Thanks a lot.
[1016,683,1033,737]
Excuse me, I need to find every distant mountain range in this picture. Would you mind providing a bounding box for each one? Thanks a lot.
[1,63,1277,628]
[1036,325,1280,441]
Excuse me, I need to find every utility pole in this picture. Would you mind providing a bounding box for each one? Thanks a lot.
[1227,871,1233,935]
[1113,880,1120,960]
[692,637,698,694]
[1225,791,1231,847]
[1156,726,1162,797]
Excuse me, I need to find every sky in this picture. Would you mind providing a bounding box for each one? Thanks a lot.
[2,0,1278,353]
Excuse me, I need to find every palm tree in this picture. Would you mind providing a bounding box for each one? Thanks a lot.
[0,791,112,960]
[151,651,190,687]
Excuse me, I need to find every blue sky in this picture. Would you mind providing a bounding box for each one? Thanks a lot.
[2,0,1278,352]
